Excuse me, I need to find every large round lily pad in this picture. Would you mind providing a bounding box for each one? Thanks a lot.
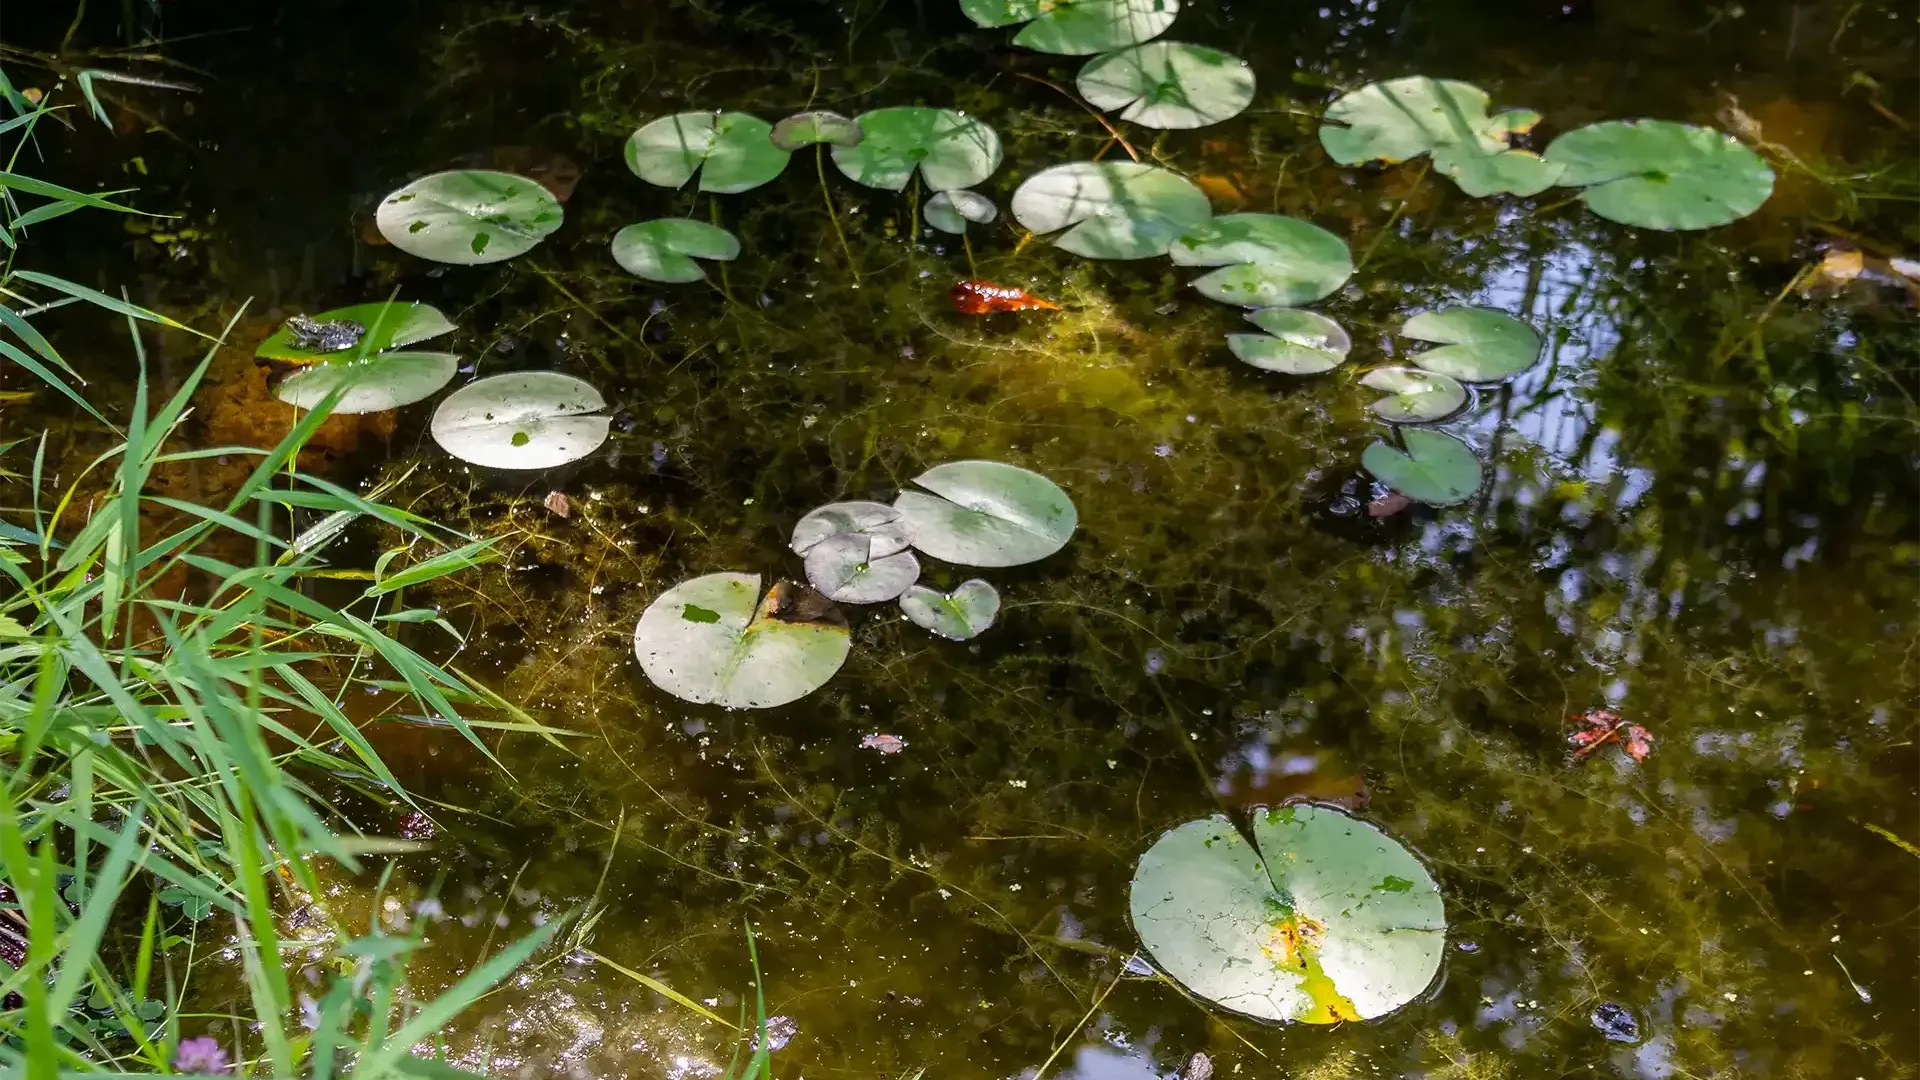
[1226,309,1351,375]
[893,460,1077,568]
[803,533,922,605]
[1010,161,1211,260]
[831,108,1002,193]
[429,372,610,470]
[625,112,791,194]
[1399,308,1539,383]
[1170,214,1353,307]
[610,219,741,284]
[959,0,1180,55]
[1359,367,1467,424]
[899,580,1000,641]
[1129,806,1446,1024]
[1362,429,1481,506]
[1544,119,1774,230]
[1076,42,1254,129]
[634,573,851,710]
[277,352,460,415]
[376,170,563,265]
[256,301,454,362]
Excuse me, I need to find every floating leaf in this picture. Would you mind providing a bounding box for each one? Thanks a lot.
[1318,77,1558,196]
[429,372,610,470]
[1169,213,1353,307]
[893,460,1077,568]
[1430,144,1562,197]
[375,170,563,265]
[1359,367,1467,423]
[770,110,862,151]
[790,501,911,559]
[633,574,850,709]
[277,352,460,415]
[1129,806,1446,1024]
[1544,119,1774,230]
[803,533,922,604]
[959,0,1180,54]
[831,107,1002,193]
[1011,161,1211,260]
[1399,307,1539,382]
[255,301,454,362]
[1225,309,1351,375]
[1076,42,1254,129]
[899,580,1000,641]
[924,189,998,234]
[610,219,741,283]
[625,112,791,194]
[1361,429,1480,506]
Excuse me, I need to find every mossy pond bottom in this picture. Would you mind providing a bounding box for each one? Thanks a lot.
[4,0,1917,1077]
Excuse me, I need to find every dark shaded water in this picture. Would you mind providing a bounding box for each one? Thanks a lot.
[4,1,1918,1077]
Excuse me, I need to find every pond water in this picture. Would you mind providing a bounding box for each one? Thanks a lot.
[5,0,1918,1077]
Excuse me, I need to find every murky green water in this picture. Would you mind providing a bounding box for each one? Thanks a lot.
[9,0,1919,1076]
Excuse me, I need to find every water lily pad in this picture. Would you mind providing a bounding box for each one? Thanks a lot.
[893,460,1077,567]
[1362,429,1481,506]
[1399,308,1539,382]
[376,170,563,265]
[1360,367,1467,423]
[1319,78,1557,196]
[790,501,912,559]
[276,352,460,415]
[924,189,999,234]
[1130,806,1445,1024]
[610,219,741,283]
[429,371,610,470]
[1430,144,1562,197]
[255,301,454,362]
[1225,309,1351,375]
[1544,119,1774,230]
[803,533,922,604]
[1011,161,1211,260]
[770,110,862,151]
[1076,42,1254,129]
[633,573,850,709]
[625,112,791,194]
[831,108,1002,192]
[899,580,1000,641]
[1170,214,1352,307]
[959,0,1180,55]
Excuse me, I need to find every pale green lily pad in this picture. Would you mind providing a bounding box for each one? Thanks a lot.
[255,301,454,362]
[770,110,862,151]
[1170,214,1353,307]
[1129,806,1446,1024]
[790,501,911,559]
[375,170,563,265]
[276,352,460,415]
[1360,367,1468,423]
[1399,307,1539,383]
[1226,309,1351,375]
[803,533,922,605]
[960,0,1180,55]
[924,189,998,234]
[633,573,850,710]
[1430,145,1563,197]
[831,108,1002,193]
[625,112,791,194]
[1076,42,1254,130]
[1319,78,1558,196]
[1010,161,1211,260]
[899,580,1000,641]
[429,371,610,470]
[893,460,1077,568]
[1544,119,1774,230]
[1362,429,1481,506]
[610,219,741,283]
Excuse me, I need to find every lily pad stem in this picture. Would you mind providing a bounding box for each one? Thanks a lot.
[1014,71,1140,162]
[815,144,860,280]
[707,196,737,305]
[1031,968,1124,1080]
[1356,160,1429,272]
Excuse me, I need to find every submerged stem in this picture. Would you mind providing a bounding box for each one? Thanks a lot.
[816,144,859,280]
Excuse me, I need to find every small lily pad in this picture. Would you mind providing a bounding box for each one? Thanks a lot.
[899,580,1000,641]
[893,460,1077,568]
[1360,367,1468,423]
[277,352,460,415]
[924,189,999,234]
[831,108,1002,193]
[429,371,610,470]
[633,573,850,709]
[1011,161,1212,260]
[610,219,741,283]
[376,170,563,265]
[960,0,1180,55]
[1544,119,1774,230]
[1225,309,1351,375]
[791,501,911,559]
[256,301,454,362]
[1076,42,1254,129]
[1399,308,1539,383]
[770,110,863,151]
[625,112,791,194]
[1362,429,1481,506]
[1170,213,1353,307]
[804,533,922,605]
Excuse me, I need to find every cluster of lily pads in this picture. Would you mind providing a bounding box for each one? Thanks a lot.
[632,461,1076,709]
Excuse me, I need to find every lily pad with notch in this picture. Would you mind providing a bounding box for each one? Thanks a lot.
[1076,41,1254,130]
[1226,309,1351,375]
[1011,161,1211,260]
[1318,77,1560,197]
[770,110,863,151]
[634,573,851,710]
[1399,307,1539,383]
[1360,367,1468,424]
[959,0,1180,55]
[832,107,1003,193]
[893,460,1077,568]
[429,371,610,470]
[790,501,912,558]
[277,352,461,415]
[1543,119,1774,230]
[256,301,454,362]
[610,219,741,284]
[1169,213,1353,307]
[803,533,922,605]
[899,580,1000,641]
[376,170,564,265]
[924,189,999,234]
[1362,429,1481,506]
[625,112,791,194]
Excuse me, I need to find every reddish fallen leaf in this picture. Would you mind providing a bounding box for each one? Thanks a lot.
[950,280,1061,315]
[1568,708,1653,765]
[859,733,907,754]
[1368,492,1413,518]
[544,491,570,517]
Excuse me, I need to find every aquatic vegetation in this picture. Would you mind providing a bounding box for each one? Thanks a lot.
[375,169,564,264]
[892,460,1078,568]
[948,279,1059,314]
[1396,307,1540,383]
[790,501,911,559]
[633,574,852,708]
[831,107,1002,193]
[923,189,998,234]
[1359,367,1467,424]
[1318,77,1555,197]
[899,580,1001,641]
[1011,161,1211,259]
[610,218,742,283]
[1543,119,1777,230]
[429,371,610,469]
[624,111,791,193]
[259,300,463,413]
[256,300,453,361]
[769,110,862,151]
[1075,42,1254,129]
[1226,308,1351,374]
[803,533,922,604]
[1360,429,1483,506]
[960,0,1180,54]
[1168,213,1354,307]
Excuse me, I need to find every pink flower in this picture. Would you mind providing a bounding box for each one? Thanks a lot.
[174,1036,231,1075]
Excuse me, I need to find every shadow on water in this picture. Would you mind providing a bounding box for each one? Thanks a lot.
[3,0,1917,1077]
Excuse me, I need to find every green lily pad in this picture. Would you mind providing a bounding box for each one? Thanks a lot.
[429,371,610,470]
[831,107,1003,193]
[610,219,741,284]
[1399,307,1539,382]
[1362,429,1481,506]
[803,533,922,605]
[899,579,1000,641]
[1430,145,1563,198]
[633,573,851,710]
[625,112,791,194]
[770,110,863,151]
[375,170,563,265]
[1319,77,1558,196]
[1226,309,1351,375]
[1010,161,1212,260]
[276,352,460,415]
[1076,42,1254,130]
[893,460,1077,568]
[924,189,999,234]
[791,501,912,559]
[1360,367,1468,423]
[1130,806,1446,1024]
[255,301,454,362]
[960,0,1180,55]
[1170,213,1353,307]
[1544,119,1775,230]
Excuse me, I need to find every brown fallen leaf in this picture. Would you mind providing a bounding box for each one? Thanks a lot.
[544,491,570,517]
[860,733,907,754]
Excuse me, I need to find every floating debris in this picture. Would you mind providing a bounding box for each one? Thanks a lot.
[860,733,907,755]
[544,490,571,517]
[752,1014,798,1052]
[1181,1052,1214,1080]
[1569,708,1653,764]
[1590,1001,1640,1043]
